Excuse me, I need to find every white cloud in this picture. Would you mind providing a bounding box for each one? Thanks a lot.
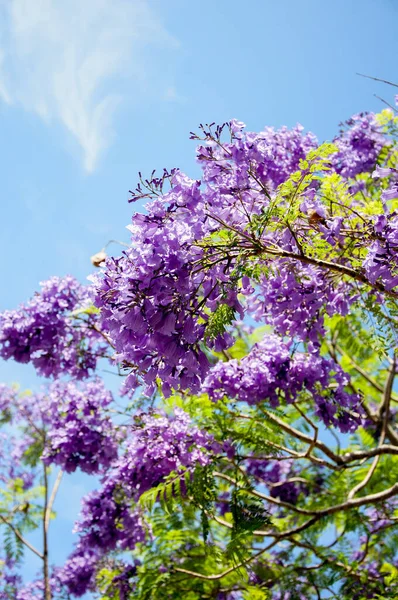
[164,85,185,103]
[0,0,177,172]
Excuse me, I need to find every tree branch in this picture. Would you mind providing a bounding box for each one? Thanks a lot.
[0,514,43,560]
[348,359,397,500]
[44,470,63,534]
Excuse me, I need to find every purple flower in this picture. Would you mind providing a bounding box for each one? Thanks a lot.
[0,276,104,380]
[203,333,363,432]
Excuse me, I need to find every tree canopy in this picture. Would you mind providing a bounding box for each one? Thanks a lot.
[1,97,398,600]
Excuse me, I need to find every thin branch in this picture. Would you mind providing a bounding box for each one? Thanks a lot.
[377,357,396,421]
[318,481,398,517]
[374,94,398,113]
[342,445,398,462]
[356,73,398,89]
[0,514,43,559]
[348,358,398,499]
[174,518,319,580]
[259,407,343,465]
[230,411,339,470]
[43,464,51,600]
[293,402,318,457]
[258,245,398,299]
[347,454,381,501]
[44,470,63,534]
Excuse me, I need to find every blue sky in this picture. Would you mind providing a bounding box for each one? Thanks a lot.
[0,0,397,592]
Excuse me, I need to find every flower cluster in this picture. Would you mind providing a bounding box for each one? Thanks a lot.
[92,112,396,396]
[0,379,117,477]
[0,276,103,379]
[60,408,218,596]
[74,481,147,553]
[56,546,100,597]
[203,333,362,432]
[94,170,244,396]
[332,112,388,181]
[112,408,219,497]
[41,379,118,474]
[248,262,352,345]
[215,119,318,190]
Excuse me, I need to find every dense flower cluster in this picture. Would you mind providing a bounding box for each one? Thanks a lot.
[0,276,103,379]
[59,408,218,595]
[74,482,147,553]
[213,120,318,190]
[203,333,362,432]
[332,112,387,181]
[92,112,397,397]
[111,408,219,496]
[92,121,329,396]
[248,263,352,345]
[41,379,118,474]
[93,170,243,396]
[57,546,102,597]
[0,379,117,476]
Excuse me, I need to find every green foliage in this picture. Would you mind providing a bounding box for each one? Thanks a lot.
[205,303,236,344]
[231,490,271,535]
[187,465,216,541]
[69,304,100,317]
[2,524,24,562]
[242,588,269,600]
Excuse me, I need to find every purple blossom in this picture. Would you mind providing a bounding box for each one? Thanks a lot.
[248,262,352,345]
[0,276,103,380]
[203,333,363,432]
[63,408,219,589]
[112,408,219,497]
[73,481,147,552]
[332,112,387,180]
[41,379,118,474]
[56,547,100,597]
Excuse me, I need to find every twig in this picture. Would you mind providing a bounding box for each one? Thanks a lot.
[348,358,398,499]
[174,518,319,580]
[356,73,398,89]
[0,514,43,560]
[44,470,63,534]
[259,407,343,465]
[43,465,51,600]
[293,402,318,457]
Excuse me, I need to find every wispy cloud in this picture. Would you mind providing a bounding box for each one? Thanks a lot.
[163,85,186,104]
[0,0,177,172]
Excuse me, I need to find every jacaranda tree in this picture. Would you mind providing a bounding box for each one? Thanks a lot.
[1,96,398,600]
